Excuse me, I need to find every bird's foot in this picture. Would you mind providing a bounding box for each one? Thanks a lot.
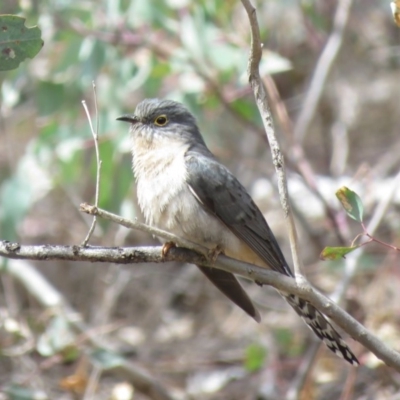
[207,245,223,263]
[162,241,176,259]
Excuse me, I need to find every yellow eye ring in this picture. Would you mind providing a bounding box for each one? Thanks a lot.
[154,115,168,126]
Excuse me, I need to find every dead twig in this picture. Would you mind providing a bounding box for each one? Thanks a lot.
[81,82,102,246]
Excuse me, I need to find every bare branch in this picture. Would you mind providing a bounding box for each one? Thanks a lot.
[1,239,400,371]
[81,84,102,246]
[240,0,303,278]
[80,203,209,256]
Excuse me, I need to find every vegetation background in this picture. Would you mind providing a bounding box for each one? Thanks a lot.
[1,0,400,399]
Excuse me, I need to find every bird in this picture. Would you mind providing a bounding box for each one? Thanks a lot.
[117,98,359,366]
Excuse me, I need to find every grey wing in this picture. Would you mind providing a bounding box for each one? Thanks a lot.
[185,152,293,277]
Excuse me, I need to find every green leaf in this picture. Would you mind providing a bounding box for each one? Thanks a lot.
[244,343,267,372]
[336,186,364,222]
[0,15,43,71]
[320,246,359,261]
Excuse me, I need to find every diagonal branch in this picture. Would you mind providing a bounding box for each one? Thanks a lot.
[2,234,400,371]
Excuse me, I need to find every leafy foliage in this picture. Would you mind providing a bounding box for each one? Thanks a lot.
[0,15,43,71]
[0,2,292,241]
[320,245,358,261]
[336,186,364,223]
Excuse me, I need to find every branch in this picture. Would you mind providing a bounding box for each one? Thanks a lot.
[80,203,208,256]
[332,169,400,301]
[240,3,356,390]
[1,239,400,371]
[81,83,101,246]
[287,168,400,398]
[240,0,303,278]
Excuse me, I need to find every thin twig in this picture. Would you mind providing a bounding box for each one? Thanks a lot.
[240,2,354,396]
[240,0,303,279]
[294,0,354,143]
[333,169,400,301]
[81,82,102,246]
[80,203,209,257]
[288,166,400,398]
[288,168,400,398]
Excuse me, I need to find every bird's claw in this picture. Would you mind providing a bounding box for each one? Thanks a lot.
[162,241,176,259]
[207,245,223,263]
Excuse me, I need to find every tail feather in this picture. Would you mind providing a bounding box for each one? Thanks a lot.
[197,264,359,366]
[284,293,359,366]
[197,265,261,322]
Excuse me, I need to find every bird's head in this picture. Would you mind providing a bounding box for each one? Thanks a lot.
[117,99,206,148]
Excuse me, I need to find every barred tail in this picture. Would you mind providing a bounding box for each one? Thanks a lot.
[283,293,359,366]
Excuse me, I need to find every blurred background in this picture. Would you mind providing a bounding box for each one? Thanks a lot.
[1,0,400,399]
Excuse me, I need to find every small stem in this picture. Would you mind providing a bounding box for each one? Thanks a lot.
[365,233,400,252]
[81,82,102,246]
[350,232,371,248]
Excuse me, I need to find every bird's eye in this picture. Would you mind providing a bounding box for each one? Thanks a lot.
[154,115,168,126]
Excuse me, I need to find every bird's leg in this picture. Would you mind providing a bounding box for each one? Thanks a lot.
[162,241,176,259]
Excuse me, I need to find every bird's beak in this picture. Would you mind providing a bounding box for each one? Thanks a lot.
[116,115,139,124]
